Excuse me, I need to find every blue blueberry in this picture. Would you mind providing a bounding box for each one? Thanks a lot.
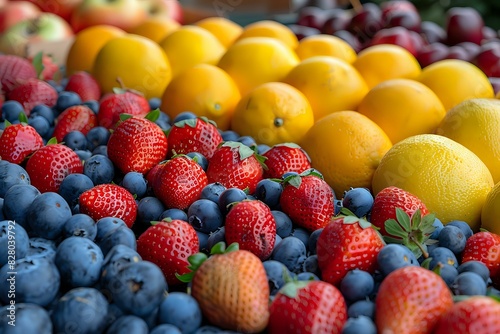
[428,246,459,269]
[96,223,137,256]
[48,80,64,94]
[105,304,127,328]
[75,149,92,162]
[274,234,282,251]
[254,179,282,209]
[308,228,323,255]
[436,263,459,287]
[122,172,148,198]
[206,227,225,252]
[0,220,29,267]
[340,269,375,303]
[272,210,293,238]
[92,144,108,156]
[220,130,240,142]
[342,187,374,218]
[377,244,419,276]
[271,236,307,274]
[451,272,487,296]
[63,213,96,240]
[438,225,466,256]
[157,292,203,334]
[159,209,188,221]
[335,199,343,215]
[27,192,72,240]
[172,111,197,124]
[99,244,142,292]
[83,100,99,114]
[302,254,321,277]
[281,171,299,179]
[263,260,292,295]
[0,198,4,220]
[106,315,149,334]
[0,162,30,197]
[155,112,171,131]
[187,199,224,234]
[196,231,210,253]
[51,287,109,334]
[2,100,24,122]
[186,152,208,171]
[342,315,377,334]
[292,227,310,250]
[30,104,54,125]
[28,114,51,137]
[149,97,162,111]
[296,272,320,281]
[150,324,183,334]
[0,303,52,334]
[257,144,270,155]
[86,126,110,150]
[83,154,115,185]
[26,237,57,262]
[58,173,94,208]
[457,260,490,283]
[200,182,227,203]
[347,300,375,319]
[2,184,40,230]
[137,196,166,225]
[218,187,247,215]
[237,135,257,148]
[430,218,444,240]
[447,220,473,240]
[55,91,82,112]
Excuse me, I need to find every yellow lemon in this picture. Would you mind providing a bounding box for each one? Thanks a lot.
[481,181,500,234]
[237,20,299,50]
[295,34,357,64]
[194,16,243,48]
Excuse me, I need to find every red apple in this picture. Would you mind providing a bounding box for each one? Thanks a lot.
[0,1,41,34]
[370,26,417,56]
[11,0,83,22]
[139,0,183,24]
[474,42,500,77]
[446,7,484,45]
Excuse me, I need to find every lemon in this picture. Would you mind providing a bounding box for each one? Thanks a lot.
[481,181,500,234]
[295,34,357,64]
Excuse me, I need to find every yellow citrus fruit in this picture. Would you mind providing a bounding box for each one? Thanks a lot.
[128,17,180,43]
[93,34,171,99]
[353,44,421,89]
[161,64,240,131]
[372,134,494,230]
[159,25,226,78]
[218,37,299,96]
[284,56,369,121]
[481,181,500,234]
[435,98,500,183]
[194,16,243,48]
[236,20,299,50]
[358,79,446,144]
[417,59,494,112]
[300,110,392,196]
[66,24,126,76]
[295,34,357,64]
[230,82,314,146]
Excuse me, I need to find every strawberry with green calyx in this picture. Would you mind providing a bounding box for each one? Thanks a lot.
[177,242,270,333]
[53,105,97,142]
[279,168,335,231]
[31,52,60,81]
[0,116,43,164]
[383,208,437,259]
[462,231,500,287]
[262,142,311,179]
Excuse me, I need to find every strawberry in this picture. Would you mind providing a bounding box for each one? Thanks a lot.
[25,141,83,193]
[316,211,385,286]
[224,200,276,260]
[79,184,137,228]
[177,242,270,333]
[97,90,150,129]
[29,53,60,81]
[206,141,265,193]
[268,280,347,334]
[64,71,101,102]
[137,219,199,286]
[434,296,500,334]
[279,169,335,231]
[375,266,454,334]
[107,112,168,175]
[462,231,500,286]
[0,55,37,95]
[0,122,43,164]
[53,105,97,142]
[166,117,223,159]
[7,78,58,115]
[370,186,430,235]
[262,143,311,179]
[152,155,208,210]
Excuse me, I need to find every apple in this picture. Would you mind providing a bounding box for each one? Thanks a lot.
[474,42,500,77]
[370,26,417,56]
[0,1,41,34]
[139,0,183,24]
[0,13,73,56]
[70,0,148,33]
[11,0,83,22]
[446,7,484,45]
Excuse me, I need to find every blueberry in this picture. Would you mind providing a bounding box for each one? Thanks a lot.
[281,171,299,179]
[83,100,99,114]
[26,237,57,262]
[308,228,323,255]
[0,257,60,307]
[340,269,375,303]
[237,135,257,148]
[257,144,271,155]
[457,261,490,283]
[172,111,197,124]
[342,187,374,218]
[0,303,52,334]
[149,97,162,111]
[3,184,40,230]
[55,91,82,111]
[342,315,377,334]
[62,213,97,240]
[197,231,210,253]
[377,244,419,276]
[2,100,24,122]
[272,210,293,238]
[254,179,282,209]
[108,261,167,318]
[451,272,487,296]
[75,149,92,162]
[95,217,127,243]
[28,114,51,137]
[86,126,110,150]
[27,192,72,240]
[263,260,292,295]
[302,254,321,277]
[271,236,307,274]
[335,199,343,215]
[187,152,208,171]
[430,218,444,240]
[30,104,55,125]
[188,199,224,234]
[0,220,29,267]
[157,292,203,334]
[106,315,149,334]
[92,144,108,156]
[220,130,240,142]
[51,287,109,334]
[150,324,183,334]
[159,209,188,221]
[0,162,30,197]
[99,245,142,292]
[206,227,226,252]
[83,154,115,185]
[438,225,466,256]
[428,247,458,269]
[122,172,148,198]
[292,227,310,251]
[63,130,87,151]
[96,223,137,256]
[273,234,282,251]
[296,272,320,281]
[218,187,247,215]
[136,196,166,226]
[347,300,376,318]
[58,173,94,208]
[436,263,459,287]
[446,220,473,239]
[200,182,227,203]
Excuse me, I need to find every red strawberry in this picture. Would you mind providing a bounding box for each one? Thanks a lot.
[153,155,208,210]
[317,213,385,286]
[0,55,37,95]
[166,117,223,159]
[0,122,43,164]
[65,71,101,102]
[97,90,150,129]
[263,143,311,179]
[79,184,137,228]
[375,266,454,334]
[53,105,97,142]
[7,78,58,115]
[28,54,60,81]
[137,219,199,285]
[462,231,500,286]
[225,200,276,260]
[206,141,265,193]
[434,296,500,334]
[370,186,429,235]
[107,112,168,174]
[25,142,83,193]
[279,170,335,231]
[268,280,347,334]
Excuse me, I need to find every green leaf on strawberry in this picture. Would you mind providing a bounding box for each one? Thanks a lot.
[32,51,45,79]
[18,112,28,124]
[46,137,58,145]
[145,108,161,122]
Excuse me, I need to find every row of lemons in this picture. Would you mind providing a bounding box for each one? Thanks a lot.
[65,16,500,234]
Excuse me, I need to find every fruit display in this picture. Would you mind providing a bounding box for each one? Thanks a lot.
[2,0,500,333]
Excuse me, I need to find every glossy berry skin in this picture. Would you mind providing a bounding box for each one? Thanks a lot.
[271,236,307,274]
[450,272,487,296]
[0,123,43,164]
[55,91,82,112]
[62,213,96,240]
[342,316,377,334]
[375,266,454,334]
[254,178,283,209]
[462,231,500,287]
[0,55,37,94]
[7,78,58,115]
[64,71,101,102]
[342,187,374,218]
[107,116,168,175]
[0,220,29,267]
[340,269,375,303]
[457,260,490,283]
[137,219,199,286]
[79,184,138,228]
[97,91,150,129]
[262,143,311,179]
[157,292,203,334]
[0,303,52,334]
[438,225,467,256]
[377,243,419,276]
[268,280,347,334]
[200,182,227,204]
[217,187,247,215]
[83,154,115,185]
[263,260,292,296]
[53,105,97,142]
[225,200,277,260]
[187,199,224,234]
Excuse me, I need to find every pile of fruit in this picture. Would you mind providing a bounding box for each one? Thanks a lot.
[1,0,500,333]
